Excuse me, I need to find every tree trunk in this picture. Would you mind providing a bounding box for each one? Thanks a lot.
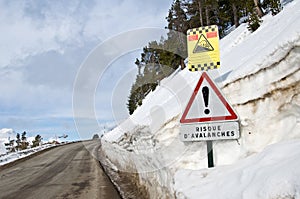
[180,58,186,70]
[232,2,239,27]
[198,0,204,26]
[253,0,264,17]
[205,5,210,25]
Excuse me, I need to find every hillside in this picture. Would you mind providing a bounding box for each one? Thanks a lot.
[101,1,300,198]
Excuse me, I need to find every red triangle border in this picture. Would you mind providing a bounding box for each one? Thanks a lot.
[180,72,238,123]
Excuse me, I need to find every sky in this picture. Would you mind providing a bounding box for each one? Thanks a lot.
[0,0,173,141]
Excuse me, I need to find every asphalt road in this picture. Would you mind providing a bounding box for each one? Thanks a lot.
[0,141,121,199]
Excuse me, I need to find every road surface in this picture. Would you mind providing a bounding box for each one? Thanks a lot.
[0,141,121,199]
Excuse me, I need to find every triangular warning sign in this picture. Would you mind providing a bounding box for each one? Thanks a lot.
[180,72,238,123]
[193,34,214,53]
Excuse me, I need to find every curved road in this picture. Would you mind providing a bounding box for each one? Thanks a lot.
[0,141,120,199]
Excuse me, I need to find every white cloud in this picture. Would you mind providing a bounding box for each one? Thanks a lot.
[0,0,173,140]
[0,0,91,68]
[0,67,71,114]
[84,0,171,40]
[0,0,172,68]
[0,128,15,139]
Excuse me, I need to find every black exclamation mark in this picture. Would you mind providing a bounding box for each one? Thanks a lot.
[202,86,210,115]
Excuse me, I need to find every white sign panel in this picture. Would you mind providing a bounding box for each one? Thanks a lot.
[180,121,239,141]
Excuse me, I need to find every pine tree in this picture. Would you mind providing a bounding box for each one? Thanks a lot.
[185,0,244,37]
[269,0,282,16]
[166,0,188,69]
[246,0,262,32]
[228,0,246,28]
[247,10,262,32]
[185,0,204,28]
[128,74,148,114]
[231,0,239,27]
[4,139,15,153]
[32,134,42,148]
[166,0,188,32]
[21,131,29,150]
[203,0,219,26]
[92,134,99,139]
[127,96,137,115]
[16,133,21,151]
[135,58,141,76]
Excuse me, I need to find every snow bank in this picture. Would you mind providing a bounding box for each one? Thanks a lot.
[101,1,300,198]
[174,140,300,199]
[0,128,58,166]
[0,143,56,166]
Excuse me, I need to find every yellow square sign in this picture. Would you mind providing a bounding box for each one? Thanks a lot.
[187,25,220,72]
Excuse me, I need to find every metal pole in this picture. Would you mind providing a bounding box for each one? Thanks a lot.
[207,140,214,168]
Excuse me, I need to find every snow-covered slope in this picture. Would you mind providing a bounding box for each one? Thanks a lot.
[0,128,15,155]
[174,140,300,199]
[101,1,300,198]
[0,143,56,166]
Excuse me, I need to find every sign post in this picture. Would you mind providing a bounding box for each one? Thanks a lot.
[207,140,214,168]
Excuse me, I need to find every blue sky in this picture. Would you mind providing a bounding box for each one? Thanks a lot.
[0,0,173,141]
